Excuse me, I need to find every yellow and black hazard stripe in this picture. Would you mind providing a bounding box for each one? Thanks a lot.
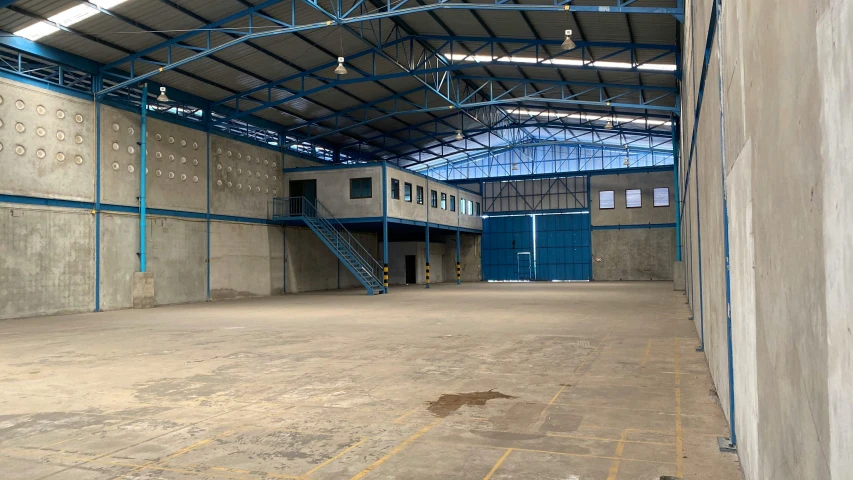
[425,263,430,284]
[456,262,461,280]
[383,264,389,288]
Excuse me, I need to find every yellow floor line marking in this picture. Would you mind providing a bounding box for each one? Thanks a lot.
[483,448,512,480]
[547,333,610,406]
[300,437,369,478]
[465,427,674,446]
[419,439,676,466]
[674,337,684,479]
[393,406,422,424]
[111,429,236,480]
[349,419,441,480]
[551,403,676,414]
[641,339,652,368]
[605,429,628,480]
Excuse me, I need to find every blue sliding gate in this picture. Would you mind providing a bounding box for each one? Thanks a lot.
[482,212,591,281]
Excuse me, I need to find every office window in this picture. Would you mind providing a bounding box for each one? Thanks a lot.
[404,182,412,202]
[467,200,473,215]
[391,178,400,200]
[430,190,438,208]
[476,202,481,216]
[626,189,642,208]
[440,192,447,209]
[417,186,424,204]
[653,187,670,207]
[599,190,615,209]
[450,195,456,212]
[350,177,372,199]
[460,198,466,215]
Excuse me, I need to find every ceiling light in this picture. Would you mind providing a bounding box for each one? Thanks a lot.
[604,121,613,130]
[512,163,519,171]
[561,29,575,51]
[455,130,464,141]
[623,157,630,166]
[334,57,348,75]
[157,87,169,102]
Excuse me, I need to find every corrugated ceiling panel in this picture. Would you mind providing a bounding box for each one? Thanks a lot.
[428,10,489,36]
[0,9,33,32]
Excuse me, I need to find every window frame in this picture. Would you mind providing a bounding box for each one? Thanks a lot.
[653,187,670,207]
[599,190,615,210]
[391,178,400,200]
[467,201,473,215]
[476,202,481,216]
[416,186,424,205]
[450,195,456,212]
[440,192,447,210]
[430,190,438,208]
[350,177,373,199]
[460,198,466,215]
[404,182,412,202]
[625,188,642,208]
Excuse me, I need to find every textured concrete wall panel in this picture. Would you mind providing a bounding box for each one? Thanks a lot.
[210,135,282,219]
[210,222,284,300]
[147,216,207,305]
[591,228,675,281]
[0,78,95,202]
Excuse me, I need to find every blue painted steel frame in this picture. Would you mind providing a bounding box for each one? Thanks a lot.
[139,83,148,273]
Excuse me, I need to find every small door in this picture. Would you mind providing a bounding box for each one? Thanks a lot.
[289,179,317,215]
[405,255,417,284]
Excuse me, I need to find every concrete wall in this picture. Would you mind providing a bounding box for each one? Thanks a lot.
[284,166,382,219]
[285,226,378,292]
[386,167,483,230]
[680,0,852,479]
[589,171,676,281]
[0,78,292,318]
[383,235,481,285]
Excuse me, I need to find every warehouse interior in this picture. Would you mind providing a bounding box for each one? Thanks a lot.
[0,0,849,479]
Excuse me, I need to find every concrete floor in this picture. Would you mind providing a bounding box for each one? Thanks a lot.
[0,282,743,480]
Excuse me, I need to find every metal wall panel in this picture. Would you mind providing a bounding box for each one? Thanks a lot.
[535,213,591,281]
[482,215,533,281]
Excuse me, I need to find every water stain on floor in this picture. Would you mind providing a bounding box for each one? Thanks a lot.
[427,390,515,417]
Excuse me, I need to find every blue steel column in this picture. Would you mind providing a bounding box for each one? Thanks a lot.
[139,83,148,272]
[94,75,102,312]
[425,167,430,289]
[673,117,682,261]
[456,187,461,285]
[205,128,211,302]
[715,0,736,449]
[382,161,389,293]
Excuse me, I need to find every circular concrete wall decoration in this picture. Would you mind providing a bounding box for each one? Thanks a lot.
[168,154,175,162]
[247,170,252,177]
[264,174,269,179]
[247,184,252,192]
[237,168,242,174]
[75,114,83,123]
[217,180,223,187]
[193,159,199,166]
[36,105,46,115]
[237,153,242,159]
[192,176,198,183]
[237,183,242,190]
[0,143,2,152]
[272,161,276,168]
[156,133,162,141]
[216,163,222,170]
[255,158,260,164]
[227,150,232,157]
[36,149,46,159]
[56,110,66,119]
[192,142,198,150]
[264,159,269,166]
[216,148,222,155]
[256,172,260,178]
[112,162,120,170]
[156,169,162,177]
[15,145,25,155]
[56,152,65,162]
[155,151,162,159]
[127,146,135,154]
[112,123,120,131]
[56,131,65,141]
[272,176,276,181]
[168,136,175,144]
[75,135,83,144]
[128,127,134,135]
[227,181,232,188]
[0,95,3,104]
[181,156,186,164]
[112,142,119,151]
[168,171,175,179]
[226,166,232,173]
[15,100,25,110]
[265,188,269,194]
[128,165,135,173]
[145,168,149,174]
[181,139,187,147]
[15,122,25,133]
[255,186,260,192]
[180,173,187,181]
[74,156,83,165]
[246,155,252,162]
[0,119,3,128]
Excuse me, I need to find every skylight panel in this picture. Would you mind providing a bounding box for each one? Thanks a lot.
[14,0,131,41]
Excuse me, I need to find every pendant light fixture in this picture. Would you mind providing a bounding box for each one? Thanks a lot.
[334,57,348,75]
[561,29,575,50]
[156,86,169,102]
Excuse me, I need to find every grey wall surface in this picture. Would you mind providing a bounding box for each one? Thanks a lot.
[0,205,95,320]
[590,171,676,281]
[210,135,283,219]
[210,222,284,300]
[387,168,483,230]
[680,1,852,479]
[285,227,378,292]
[285,167,382,219]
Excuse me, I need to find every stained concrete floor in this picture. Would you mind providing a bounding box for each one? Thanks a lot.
[0,282,743,480]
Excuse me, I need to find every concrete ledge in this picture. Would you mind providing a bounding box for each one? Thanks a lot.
[132,272,155,309]
[673,261,685,291]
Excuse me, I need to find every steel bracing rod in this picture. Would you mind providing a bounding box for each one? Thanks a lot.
[214,34,676,119]
[97,0,681,96]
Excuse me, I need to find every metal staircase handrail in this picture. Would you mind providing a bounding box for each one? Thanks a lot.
[273,196,383,288]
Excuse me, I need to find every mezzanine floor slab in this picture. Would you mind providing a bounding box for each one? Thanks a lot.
[0,282,743,480]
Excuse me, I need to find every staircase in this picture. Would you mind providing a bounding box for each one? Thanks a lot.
[273,197,385,295]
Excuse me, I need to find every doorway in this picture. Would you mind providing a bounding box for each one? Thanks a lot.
[289,179,317,215]
[405,255,417,284]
